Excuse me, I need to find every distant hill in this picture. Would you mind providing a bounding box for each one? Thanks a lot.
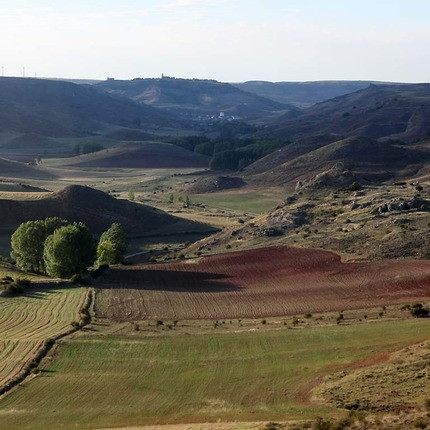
[233,80,378,107]
[53,141,210,169]
[95,77,291,118]
[246,136,430,185]
[0,185,211,236]
[0,77,183,141]
[245,134,342,176]
[266,84,430,143]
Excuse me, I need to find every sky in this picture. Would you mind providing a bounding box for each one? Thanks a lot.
[0,0,429,82]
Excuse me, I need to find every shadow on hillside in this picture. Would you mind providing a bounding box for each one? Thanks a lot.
[21,281,80,299]
[96,269,243,293]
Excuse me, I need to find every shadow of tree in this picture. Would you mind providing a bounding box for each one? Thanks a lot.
[96,269,243,293]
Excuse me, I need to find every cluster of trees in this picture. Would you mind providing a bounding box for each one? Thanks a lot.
[11,218,127,278]
[168,135,290,171]
[74,141,104,156]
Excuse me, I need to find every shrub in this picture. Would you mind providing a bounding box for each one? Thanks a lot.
[2,283,24,296]
[412,418,427,429]
[90,264,109,279]
[410,303,430,318]
[15,278,31,288]
[71,321,81,330]
[70,274,91,285]
[336,313,344,324]
[313,417,332,430]
[347,182,363,192]
[25,359,38,371]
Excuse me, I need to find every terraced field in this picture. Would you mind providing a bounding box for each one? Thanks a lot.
[95,246,430,321]
[2,319,430,429]
[0,284,86,388]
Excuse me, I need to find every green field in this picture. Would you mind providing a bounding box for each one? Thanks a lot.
[193,189,284,214]
[0,283,86,388]
[1,319,430,429]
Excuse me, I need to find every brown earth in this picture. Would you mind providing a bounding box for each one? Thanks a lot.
[94,246,430,321]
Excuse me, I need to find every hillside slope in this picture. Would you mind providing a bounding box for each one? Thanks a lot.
[267,84,430,143]
[95,77,291,118]
[233,80,376,107]
[247,136,430,185]
[0,77,182,139]
[0,157,54,180]
[0,185,210,236]
[51,141,210,168]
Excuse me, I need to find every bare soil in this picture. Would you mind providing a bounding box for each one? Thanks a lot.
[94,246,430,321]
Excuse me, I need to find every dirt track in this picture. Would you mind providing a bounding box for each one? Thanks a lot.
[95,246,430,321]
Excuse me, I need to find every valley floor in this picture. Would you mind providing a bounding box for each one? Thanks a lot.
[2,310,430,429]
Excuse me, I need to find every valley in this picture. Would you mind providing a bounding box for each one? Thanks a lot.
[1,74,430,430]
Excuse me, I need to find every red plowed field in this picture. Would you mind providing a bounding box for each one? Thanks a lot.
[95,246,430,320]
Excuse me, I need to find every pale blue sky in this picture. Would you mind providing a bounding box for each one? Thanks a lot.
[0,0,429,82]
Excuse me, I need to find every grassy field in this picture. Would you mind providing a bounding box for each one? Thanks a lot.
[192,189,284,214]
[2,319,430,429]
[0,283,86,388]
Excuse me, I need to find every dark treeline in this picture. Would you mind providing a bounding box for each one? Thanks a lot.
[167,127,290,171]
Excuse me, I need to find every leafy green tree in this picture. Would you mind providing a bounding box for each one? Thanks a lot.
[43,223,96,278]
[97,223,128,265]
[97,240,116,266]
[128,190,135,201]
[11,217,68,273]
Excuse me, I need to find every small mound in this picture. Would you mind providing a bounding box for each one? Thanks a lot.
[188,176,246,193]
[295,166,366,192]
[0,185,211,236]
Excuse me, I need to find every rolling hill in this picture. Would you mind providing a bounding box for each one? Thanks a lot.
[233,80,377,107]
[0,78,183,143]
[266,84,430,143]
[0,157,55,180]
[247,136,430,185]
[95,77,291,118]
[51,141,210,169]
[0,185,210,236]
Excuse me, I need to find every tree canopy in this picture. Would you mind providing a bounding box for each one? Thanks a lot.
[97,223,128,265]
[43,223,97,278]
[11,217,68,273]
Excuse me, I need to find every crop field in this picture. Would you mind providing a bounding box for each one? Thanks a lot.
[0,284,86,388]
[192,189,285,214]
[1,319,430,429]
[95,246,430,321]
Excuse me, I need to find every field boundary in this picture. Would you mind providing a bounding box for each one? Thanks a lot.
[0,287,93,398]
